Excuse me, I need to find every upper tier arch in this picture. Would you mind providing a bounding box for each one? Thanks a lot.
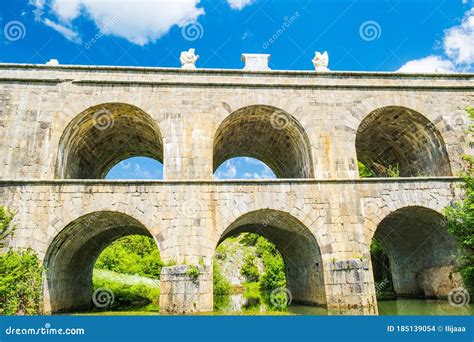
[56,103,163,179]
[213,105,314,178]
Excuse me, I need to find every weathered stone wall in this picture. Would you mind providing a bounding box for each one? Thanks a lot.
[0,64,472,181]
[0,178,460,313]
[159,265,212,314]
[0,64,471,313]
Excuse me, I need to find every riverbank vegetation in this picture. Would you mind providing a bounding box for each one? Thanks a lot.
[0,208,44,315]
[444,107,474,295]
[92,235,162,311]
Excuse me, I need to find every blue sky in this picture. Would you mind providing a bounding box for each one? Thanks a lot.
[1,0,473,179]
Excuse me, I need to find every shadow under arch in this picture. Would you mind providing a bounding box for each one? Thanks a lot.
[216,209,326,306]
[356,106,452,177]
[56,103,163,179]
[372,206,457,298]
[213,105,314,178]
[44,211,155,313]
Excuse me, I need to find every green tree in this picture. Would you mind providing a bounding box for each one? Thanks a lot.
[0,208,43,315]
[241,254,260,282]
[444,107,474,295]
[255,236,286,290]
[0,207,15,248]
[0,248,44,315]
[213,262,231,296]
[95,235,163,279]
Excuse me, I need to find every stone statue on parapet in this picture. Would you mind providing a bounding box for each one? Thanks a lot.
[312,51,329,72]
[180,48,199,69]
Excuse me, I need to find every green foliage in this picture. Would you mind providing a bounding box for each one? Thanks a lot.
[240,254,260,282]
[239,233,259,246]
[255,236,286,290]
[187,265,200,280]
[0,207,44,315]
[93,270,159,311]
[213,261,231,310]
[213,262,231,296]
[0,207,15,248]
[386,164,400,178]
[95,235,162,279]
[358,161,375,178]
[0,248,44,315]
[444,106,474,295]
[370,239,394,294]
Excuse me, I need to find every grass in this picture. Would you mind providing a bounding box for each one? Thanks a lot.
[92,269,160,312]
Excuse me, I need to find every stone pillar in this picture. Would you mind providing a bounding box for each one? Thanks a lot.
[159,265,213,314]
[324,258,378,315]
[162,116,213,180]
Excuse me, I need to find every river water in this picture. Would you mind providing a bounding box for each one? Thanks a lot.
[77,294,473,316]
[212,294,473,316]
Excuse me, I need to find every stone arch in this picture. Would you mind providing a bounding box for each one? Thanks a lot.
[215,209,326,305]
[356,106,452,176]
[370,206,458,298]
[56,103,163,179]
[44,211,156,312]
[213,105,314,178]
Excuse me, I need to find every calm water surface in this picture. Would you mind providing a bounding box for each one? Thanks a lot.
[77,294,473,316]
[214,294,473,316]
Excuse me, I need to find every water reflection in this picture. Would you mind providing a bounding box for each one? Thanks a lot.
[378,299,474,316]
[215,293,473,316]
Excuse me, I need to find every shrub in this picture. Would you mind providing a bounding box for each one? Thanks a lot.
[213,262,230,296]
[95,235,162,279]
[386,164,400,178]
[187,265,200,280]
[0,207,15,248]
[256,236,286,290]
[444,107,474,295]
[358,161,375,178]
[0,207,44,315]
[0,248,44,315]
[241,254,260,282]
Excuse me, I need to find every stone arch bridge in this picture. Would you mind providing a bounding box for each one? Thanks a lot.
[0,63,472,314]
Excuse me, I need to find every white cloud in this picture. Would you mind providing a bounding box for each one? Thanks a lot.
[43,18,82,43]
[443,8,474,66]
[242,164,276,179]
[242,157,263,165]
[397,55,455,73]
[227,0,255,10]
[215,160,237,179]
[397,6,474,72]
[30,0,205,46]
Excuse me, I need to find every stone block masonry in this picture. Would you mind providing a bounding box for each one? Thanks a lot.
[0,63,472,313]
